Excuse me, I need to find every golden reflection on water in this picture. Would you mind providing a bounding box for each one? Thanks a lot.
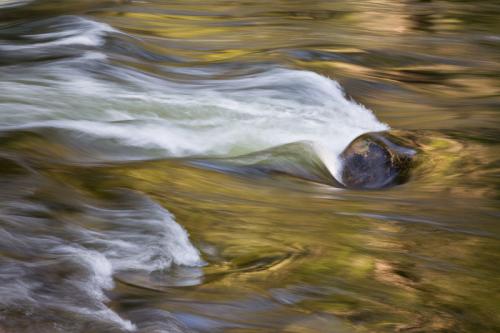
[0,119,498,332]
[0,0,499,332]
[81,0,500,134]
[34,133,496,331]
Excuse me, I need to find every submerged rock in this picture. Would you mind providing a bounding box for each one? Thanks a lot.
[340,130,420,189]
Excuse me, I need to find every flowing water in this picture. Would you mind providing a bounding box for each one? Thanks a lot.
[0,1,499,332]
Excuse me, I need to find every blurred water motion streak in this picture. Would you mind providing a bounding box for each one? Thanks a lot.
[0,1,499,332]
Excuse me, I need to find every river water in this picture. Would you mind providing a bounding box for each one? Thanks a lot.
[0,1,499,332]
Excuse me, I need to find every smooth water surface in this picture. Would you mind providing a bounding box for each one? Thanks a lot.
[0,1,499,332]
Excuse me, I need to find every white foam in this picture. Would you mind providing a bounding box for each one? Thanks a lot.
[49,246,136,331]
[0,16,116,51]
[0,64,388,178]
[0,16,388,177]
[57,201,201,329]
[0,193,202,331]
[0,0,32,8]
[82,200,204,271]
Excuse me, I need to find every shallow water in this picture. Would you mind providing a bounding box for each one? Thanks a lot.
[0,1,499,332]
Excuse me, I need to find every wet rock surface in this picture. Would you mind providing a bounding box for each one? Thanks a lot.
[340,131,419,189]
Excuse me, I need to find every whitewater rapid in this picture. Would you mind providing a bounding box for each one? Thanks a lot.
[0,15,388,332]
[0,16,388,180]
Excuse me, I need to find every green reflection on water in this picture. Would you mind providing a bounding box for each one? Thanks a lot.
[1,0,500,332]
[32,135,497,332]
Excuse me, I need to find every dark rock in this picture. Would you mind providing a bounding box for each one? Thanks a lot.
[340,131,419,189]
